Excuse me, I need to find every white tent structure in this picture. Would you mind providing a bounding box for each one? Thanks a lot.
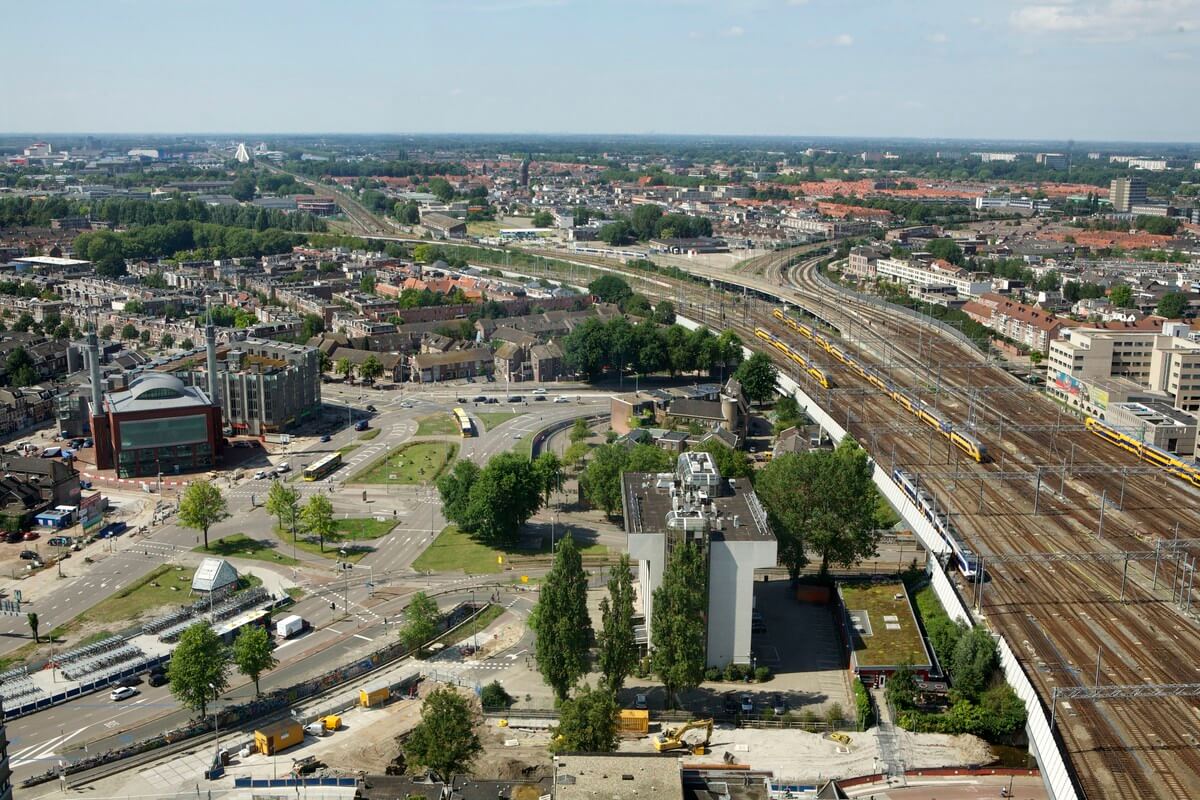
[192,557,238,594]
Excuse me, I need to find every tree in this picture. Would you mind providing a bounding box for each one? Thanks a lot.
[581,444,672,518]
[694,440,755,479]
[480,680,513,709]
[1109,284,1134,308]
[229,174,257,202]
[532,452,565,505]
[403,687,482,784]
[551,683,619,753]
[436,459,482,527]
[716,330,744,377]
[139,329,151,345]
[336,357,354,380]
[926,238,964,265]
[400,591,443,655]
[168,621,230,719]
[397,200,421,224]
[460,452,544,545]
[180,337,194,349]
[160,332,175,349]
[734,352,778,406]
[232,625,277,696]
[587,275,633,306]
[359,354,384,383]
[81,230,127,277]
[301,493,337,552]
[359,273,376,294]
[120,323,138,340]
[755,440,879,578]
[531,210,554,228]
[886,662,918,710]
[265,481,300,537]
[530,533,592,702]
[1157,291,1189,319]
[26,612,38,644]
[652,299,676,325]
[178,480,229,550]
[597,219,633,246]
[949,625,999,703]
[5,347,36,388]
[570,417,590,444]
[597,554,637,692]
[100,324,115,339]
[651,542,708,707]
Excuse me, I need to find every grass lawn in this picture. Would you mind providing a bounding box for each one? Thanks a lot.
[76,564,197,626]
[432,604,505,649]
[511,435,534,459]
[359,428,381,441]
[475,411,524,432]
[334,517,397,540]
[292,536,371,562]
[351,441,457,484]
[875,490,901,529]
[197,533,300,566]
[416,413,459,436]
[413,525,524,575]
[337,443,361,456]
[839,582,931,669]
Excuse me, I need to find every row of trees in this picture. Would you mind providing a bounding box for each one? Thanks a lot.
[168,620,278,717]
[73,223,307,277]
[597,204,713,246]
[562,317,744,381]
[436,452,564,545]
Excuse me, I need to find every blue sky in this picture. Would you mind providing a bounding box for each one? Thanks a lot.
[4,0,1198,141]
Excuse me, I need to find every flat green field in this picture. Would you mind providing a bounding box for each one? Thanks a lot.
[334,517,397,540]
[475,411,524,431]
[359,428,382,441]
[416,413,459,436]
[413,526,519,575]
[81,564,196,625]
[197,533,300,566]
[351,441,457,484]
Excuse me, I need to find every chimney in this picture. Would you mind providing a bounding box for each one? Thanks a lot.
[87,331,102,415]
[205,324,220,409]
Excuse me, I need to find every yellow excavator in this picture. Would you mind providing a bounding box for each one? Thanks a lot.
[651,719,714,754]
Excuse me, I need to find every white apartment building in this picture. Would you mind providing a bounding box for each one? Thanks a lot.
[1047,324,1200,414]
[876,257,993,298]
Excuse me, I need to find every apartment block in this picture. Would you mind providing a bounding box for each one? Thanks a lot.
[1110,177,1148,213]
[876,257,992,299]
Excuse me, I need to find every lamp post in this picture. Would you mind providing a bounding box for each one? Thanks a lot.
[209,682,220,772]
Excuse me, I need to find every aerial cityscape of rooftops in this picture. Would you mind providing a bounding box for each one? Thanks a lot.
[4,3,1200,800]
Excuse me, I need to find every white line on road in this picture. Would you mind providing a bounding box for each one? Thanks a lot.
[353,633,373,642]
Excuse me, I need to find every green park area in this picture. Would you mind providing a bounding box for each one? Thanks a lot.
[351,441,457,484]
[413,525,606,575]
[475,411,524,431]
[359,428,381,441]
[416,413,459,436]
[291,516,397,562]
[197,533,300,566]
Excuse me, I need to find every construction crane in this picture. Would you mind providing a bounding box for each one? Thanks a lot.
[651,718,714,754]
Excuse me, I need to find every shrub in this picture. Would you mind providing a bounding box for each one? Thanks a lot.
[826,702,845,726]
[853,678,874,729]
[480,681,513,709]
[704,667,722,682]
[754,666,772,683]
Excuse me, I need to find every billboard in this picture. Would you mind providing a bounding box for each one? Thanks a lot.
[118,414,208,449]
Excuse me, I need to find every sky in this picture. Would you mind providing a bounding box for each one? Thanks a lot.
[3,0,1199,141]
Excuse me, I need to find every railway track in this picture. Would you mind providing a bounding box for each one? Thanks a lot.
[521,244,1200,799]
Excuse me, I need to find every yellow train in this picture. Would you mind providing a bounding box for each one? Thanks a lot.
[1085,417,1200,487]
[754,327,831,389]
[771,308,988,463]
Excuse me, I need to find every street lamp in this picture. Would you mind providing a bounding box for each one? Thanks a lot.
[209,682,220,772]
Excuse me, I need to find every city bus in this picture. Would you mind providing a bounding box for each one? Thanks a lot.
[303,452,343,481]
[452,407,474,438]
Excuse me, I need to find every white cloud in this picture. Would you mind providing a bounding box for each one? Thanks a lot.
[1011,1,1200,41]
[927,31,949,43]
[724,25,746,36]
[833,33,854,46]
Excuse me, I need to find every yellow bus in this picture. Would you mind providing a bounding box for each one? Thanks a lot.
[452,407,474,438]
[303,452,343,481]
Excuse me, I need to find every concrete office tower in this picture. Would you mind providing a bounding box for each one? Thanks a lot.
[205,325,220,409]
[1110,177,1147,213]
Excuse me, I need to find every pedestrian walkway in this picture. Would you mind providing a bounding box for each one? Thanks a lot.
[872,687,906,783]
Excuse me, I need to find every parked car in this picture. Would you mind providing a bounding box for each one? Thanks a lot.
[83,438,93,448]
[320,434,332,443]
[633,694,648,710]
[253,470,268,480]
[354,420,369,431]
[740,694,755,713]
[366,405,377,413]
[772,695,787,715]
[109,686,138,701]
[5,532,23,544]
[534,395,546,401]
[473,395,487,402]
[276,462,291,473]
[147,670,168,687]
[722,692,739,713]
[554,396,569,403]
[18,550,37,560]
[22,531,39,541]
[507,396,522,403]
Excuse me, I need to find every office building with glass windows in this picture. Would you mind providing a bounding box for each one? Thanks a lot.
[90,372,223,478]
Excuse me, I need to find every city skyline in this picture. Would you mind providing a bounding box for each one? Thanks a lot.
[5,0,1199,141]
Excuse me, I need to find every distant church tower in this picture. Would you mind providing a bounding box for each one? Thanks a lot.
[520,157,531,188]
[234,142,251,163]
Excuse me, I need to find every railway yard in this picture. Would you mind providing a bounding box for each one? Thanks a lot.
[526,244,1200,800]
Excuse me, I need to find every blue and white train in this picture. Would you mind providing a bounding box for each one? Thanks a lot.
[892,467,980,578]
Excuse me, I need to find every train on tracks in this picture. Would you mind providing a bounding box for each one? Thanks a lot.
[753,327,831,389]
[892,467,980,578]
[771,309,987,463]
[1084,416,1200,488]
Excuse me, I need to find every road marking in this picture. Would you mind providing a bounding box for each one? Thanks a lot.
[327,628,343,635]
[353,633,373,642]
[104,720,119,728]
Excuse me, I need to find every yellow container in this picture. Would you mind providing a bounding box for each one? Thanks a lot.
[618,709,649,734]
[323,714,341,731]
[254,721,303,756]
[359,686,390,708]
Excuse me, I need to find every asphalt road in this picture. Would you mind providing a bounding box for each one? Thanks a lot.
[3,382,609,783]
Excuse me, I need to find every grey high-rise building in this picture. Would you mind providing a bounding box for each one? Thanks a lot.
[1110,177,1147,213]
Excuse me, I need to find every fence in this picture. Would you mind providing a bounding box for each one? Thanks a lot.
[21,600,486,789]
